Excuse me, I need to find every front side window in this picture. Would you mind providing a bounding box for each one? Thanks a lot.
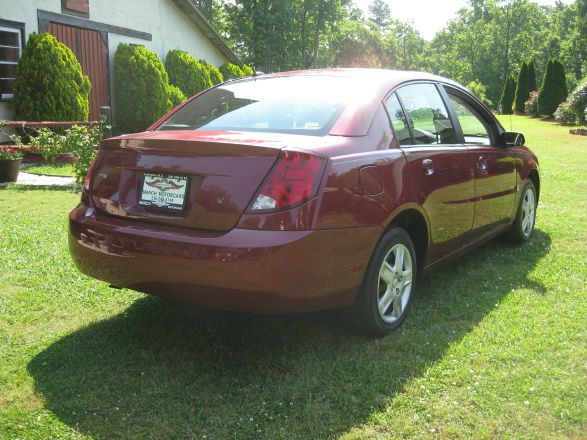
[0,25,23,100]
[384,93,412,146]
[448,94,492,145]
[396,83,457,145]
[157,76,363,136]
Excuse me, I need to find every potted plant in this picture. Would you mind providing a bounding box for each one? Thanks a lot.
[0,144,24,183]
[0,121,25,183]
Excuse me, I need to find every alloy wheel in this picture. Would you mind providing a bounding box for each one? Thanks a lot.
[377,244,413,323]
[521,187,536,238]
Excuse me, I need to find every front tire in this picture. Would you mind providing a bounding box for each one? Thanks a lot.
[344,227,417,337]
[507,179,537,243]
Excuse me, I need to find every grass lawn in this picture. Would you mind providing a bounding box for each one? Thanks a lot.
[22,163,76,177]
[0,116,585,439]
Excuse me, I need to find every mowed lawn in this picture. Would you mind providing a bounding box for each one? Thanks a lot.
[22,163,76,177]
[0,116,585,439]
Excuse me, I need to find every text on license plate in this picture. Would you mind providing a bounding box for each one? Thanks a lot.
[139,173,189,211]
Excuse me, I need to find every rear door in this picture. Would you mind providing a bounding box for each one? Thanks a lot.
[443,87,517,236]
[386,83,476,263]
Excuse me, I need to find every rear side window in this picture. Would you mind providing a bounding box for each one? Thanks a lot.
[156,76,356,136]
[447,94,492,145]
[396,83,457,145]
[384,94,412,146]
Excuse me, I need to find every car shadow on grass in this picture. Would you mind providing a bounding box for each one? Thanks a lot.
[28,230,551,439]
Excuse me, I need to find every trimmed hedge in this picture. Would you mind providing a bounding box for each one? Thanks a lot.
[241,64,255,76]
[219,63,245,80]
[114,44,171,133]
[500,75,516,115]
[200,60,224,85]
[514,61,530,113]
[165,49,212,98]
[538,59,568,117]
[13,33,90,121]
[527,59,537,93]
[168,84,187,108]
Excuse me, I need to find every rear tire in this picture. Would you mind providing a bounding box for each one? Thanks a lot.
[506,179,537,243]
[343,227,417,337]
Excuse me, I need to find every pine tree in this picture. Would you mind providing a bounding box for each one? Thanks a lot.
[514,61,529,113]
[538,59,568,117]
[500,75,516,115]
[527,59,537,93]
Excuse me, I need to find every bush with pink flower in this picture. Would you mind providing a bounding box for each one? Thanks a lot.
[0,122,24,160]
[525,91,540,117]
[0,145,24,160]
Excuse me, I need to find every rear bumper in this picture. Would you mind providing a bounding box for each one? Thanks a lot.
[69,204,382,313]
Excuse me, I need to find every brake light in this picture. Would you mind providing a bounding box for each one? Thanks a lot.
[81,155,99,205]
[249,150,326,211]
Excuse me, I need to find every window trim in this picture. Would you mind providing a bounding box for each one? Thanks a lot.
[385,81,462,148]
[0,20,25,101]
[383,92,414,147]
[445,92,494,146]
[441,84,501,146]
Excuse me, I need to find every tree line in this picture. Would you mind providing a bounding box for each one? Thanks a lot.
[195,0,587,108]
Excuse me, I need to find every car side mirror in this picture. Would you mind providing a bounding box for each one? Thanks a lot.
[502,132,525,147]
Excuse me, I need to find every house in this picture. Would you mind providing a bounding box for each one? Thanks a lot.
[0,0,240,121]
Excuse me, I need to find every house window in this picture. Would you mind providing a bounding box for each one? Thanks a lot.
[0,24,23,100]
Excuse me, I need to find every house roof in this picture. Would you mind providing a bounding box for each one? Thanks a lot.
[171,0,241,66]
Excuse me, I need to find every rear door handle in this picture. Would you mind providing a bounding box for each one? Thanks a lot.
[422,159,434,175]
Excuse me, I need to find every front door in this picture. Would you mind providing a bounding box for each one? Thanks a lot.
[47,22,109,121]
[385,84,476,264]
[444,90,517,236]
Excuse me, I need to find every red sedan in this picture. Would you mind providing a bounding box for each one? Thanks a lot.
[69,69,539,336]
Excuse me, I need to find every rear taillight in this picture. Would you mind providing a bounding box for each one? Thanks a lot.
[81,155,99,205]
[248,150,326,212]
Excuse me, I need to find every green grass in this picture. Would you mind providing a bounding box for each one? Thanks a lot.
[0,116,585,439]
[22,163,76,177]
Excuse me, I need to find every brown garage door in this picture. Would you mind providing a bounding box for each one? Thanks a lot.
[47,22,109,121]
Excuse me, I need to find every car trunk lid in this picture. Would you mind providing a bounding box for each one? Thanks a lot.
[90,130,284,231]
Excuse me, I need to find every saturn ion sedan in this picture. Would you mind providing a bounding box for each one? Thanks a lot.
[69,69,539,336]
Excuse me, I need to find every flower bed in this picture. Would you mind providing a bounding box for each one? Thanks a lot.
[569,128,587,136]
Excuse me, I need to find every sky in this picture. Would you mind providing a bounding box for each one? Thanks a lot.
[354,0,574,40]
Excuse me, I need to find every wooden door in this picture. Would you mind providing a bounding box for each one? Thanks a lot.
[47,22,109,121]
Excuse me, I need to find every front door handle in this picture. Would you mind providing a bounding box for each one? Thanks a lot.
[422,159,434,175]
[478,155,488,172]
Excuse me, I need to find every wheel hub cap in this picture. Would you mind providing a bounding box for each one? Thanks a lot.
[521,187,536,238]
[377,243,413,324]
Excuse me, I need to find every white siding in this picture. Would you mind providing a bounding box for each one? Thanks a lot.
[0,0,230,120]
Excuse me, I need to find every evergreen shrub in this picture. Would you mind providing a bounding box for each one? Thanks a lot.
[114,44,171,133]
[500,75,516,115]
[538,59,568,117]
[219,63,244,80]
[165,49,212,97]
[13,33,90,121]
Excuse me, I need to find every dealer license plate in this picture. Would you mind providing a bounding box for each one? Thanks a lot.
[139,173,189,211]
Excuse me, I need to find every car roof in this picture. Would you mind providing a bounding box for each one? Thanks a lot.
[245,69,466,136]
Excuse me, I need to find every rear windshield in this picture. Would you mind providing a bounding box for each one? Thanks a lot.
[156,76,355,136]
